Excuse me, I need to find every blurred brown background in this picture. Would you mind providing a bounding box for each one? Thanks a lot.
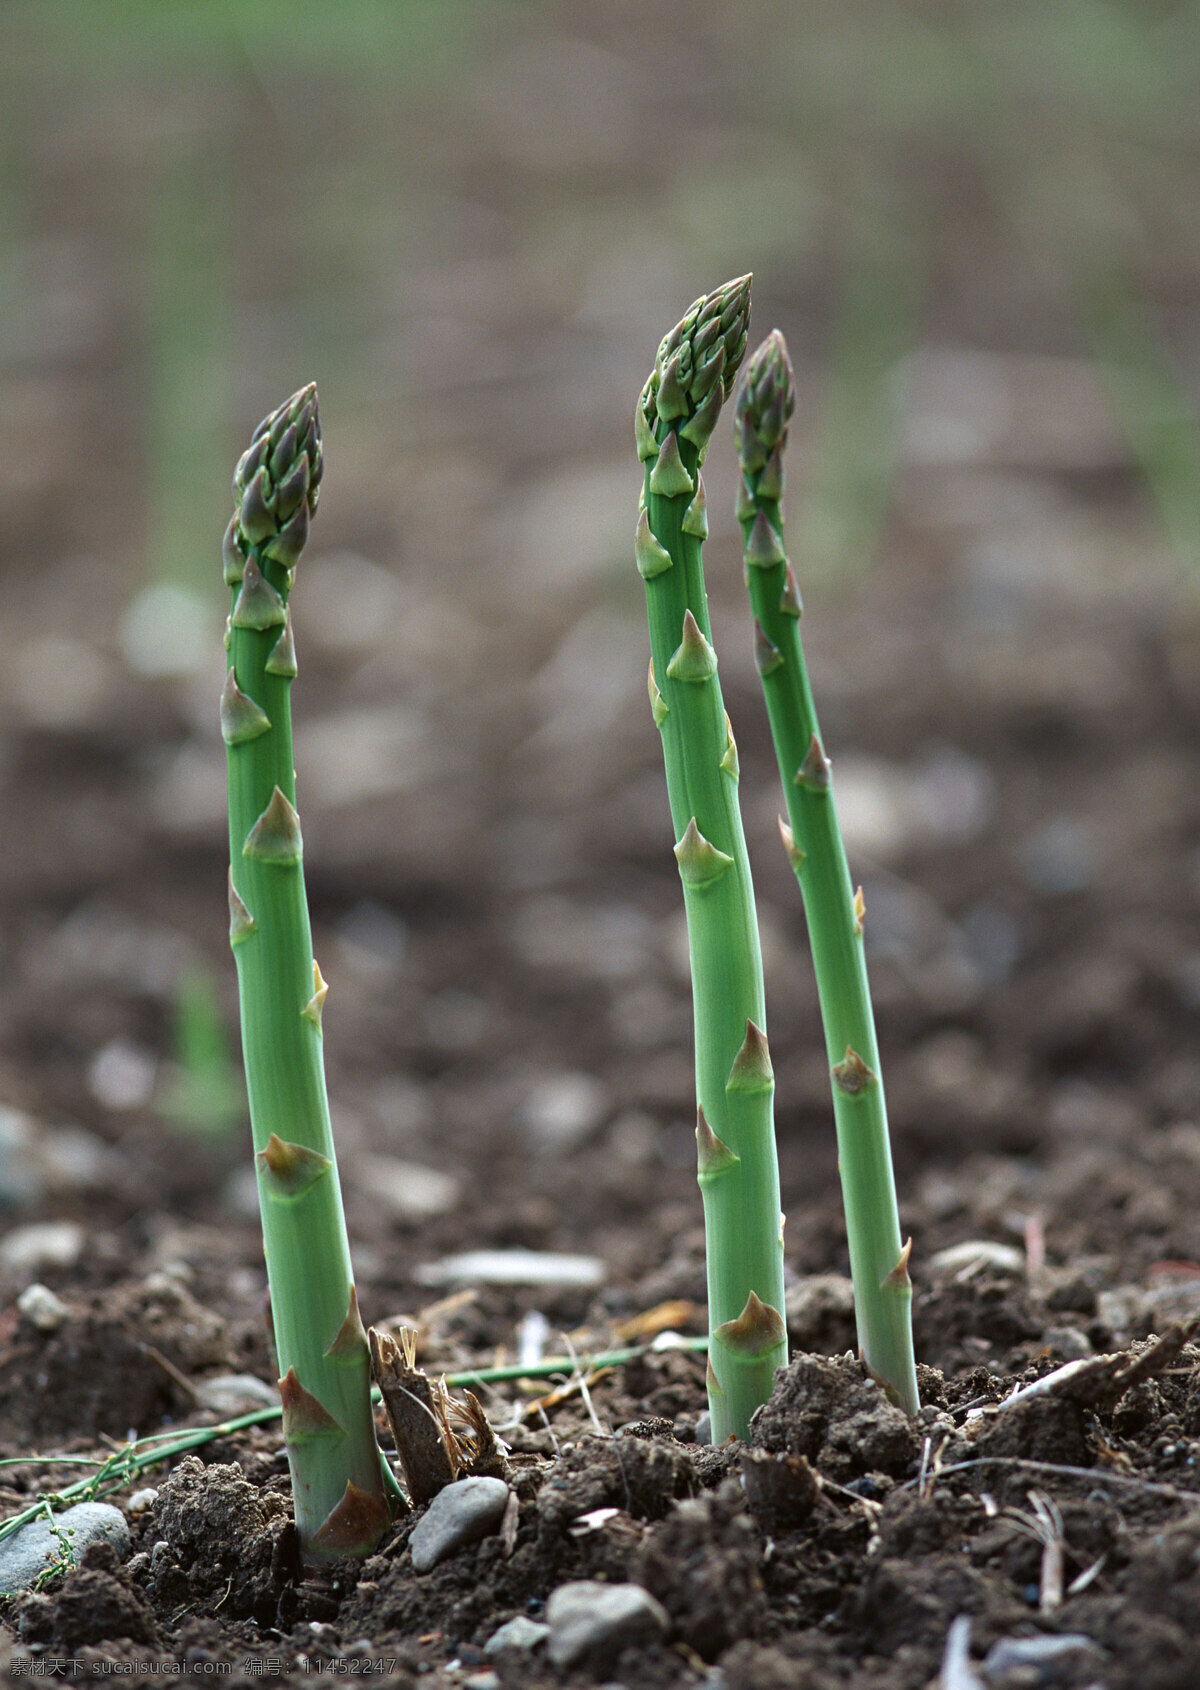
[3,1,1200,1327]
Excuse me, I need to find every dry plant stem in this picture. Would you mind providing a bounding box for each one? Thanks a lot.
[734,332,918,1415]
[637,277,787,1442]
[223,387,387,1557]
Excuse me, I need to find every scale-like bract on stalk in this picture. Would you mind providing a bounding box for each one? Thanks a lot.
[223,387,389,1555]
[734,333,918,1415]
[636,278,787,1442]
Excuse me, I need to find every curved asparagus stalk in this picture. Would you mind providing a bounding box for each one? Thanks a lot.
[636,278,787,1442]
[223,387,389,1556]
[734,333,918,1415]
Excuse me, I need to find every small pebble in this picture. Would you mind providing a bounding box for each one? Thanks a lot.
[415,1248,605,1289]
[483,1615,550,1656]
[463,1675,501,1690]
[0,1221,85,1275]
[546,1580,669,1672]
[0,1503,129,1594]
[16,1283,69,1332]
[410,1477,511,1574]
[194,1374,279,1416]
[354,1155,459,1222]
[928,1240,1024,1276]
[520,1071,610,1152]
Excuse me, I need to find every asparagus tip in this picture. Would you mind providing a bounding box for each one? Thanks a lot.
[735,330,796,475]
[643,276,754,442]
[231,385,323,571]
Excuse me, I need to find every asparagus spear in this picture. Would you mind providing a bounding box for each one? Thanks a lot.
[636,278,787,1442]
[223,386,389,1555]
[734,333,919,1415]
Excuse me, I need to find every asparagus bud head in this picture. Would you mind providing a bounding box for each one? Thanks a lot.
[226,383,324,580]
[638,275,753,458]
[734,330,796,486]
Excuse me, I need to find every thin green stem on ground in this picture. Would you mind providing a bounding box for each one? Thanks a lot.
[636,277,787,1442]
[0,1338,709,1547]
[223,388,387,1557]
[734,331,918,1415]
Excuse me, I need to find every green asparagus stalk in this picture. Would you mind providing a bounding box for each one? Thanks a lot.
[636,278,787,1442]
[222,386,389,1556]
[734,333,919,1415]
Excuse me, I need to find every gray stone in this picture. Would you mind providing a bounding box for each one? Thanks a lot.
[484,1615,550,1656]
[409,1477,510,1574]
[194,1373,279,1416]
[0,1503,130,1594]
[546,1580,670,1672]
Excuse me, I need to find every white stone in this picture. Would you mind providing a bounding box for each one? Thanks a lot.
[415,1249,605,1289]
[16,1283,69,1332]
[0,1221,85,1275]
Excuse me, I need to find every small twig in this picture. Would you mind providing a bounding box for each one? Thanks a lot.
[562,1335,607,1437]
[142,1344,201,1402]
[1002,1490,1065,1612]
[903,1456,1200,1505]
[939,1615,985,1690]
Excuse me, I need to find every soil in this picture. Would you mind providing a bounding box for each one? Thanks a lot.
[5,5,1200,1686]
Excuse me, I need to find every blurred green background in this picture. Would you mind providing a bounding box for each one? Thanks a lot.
[4,0,1200,619]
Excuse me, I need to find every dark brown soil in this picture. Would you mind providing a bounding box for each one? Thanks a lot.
[5,3,1200,1685]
